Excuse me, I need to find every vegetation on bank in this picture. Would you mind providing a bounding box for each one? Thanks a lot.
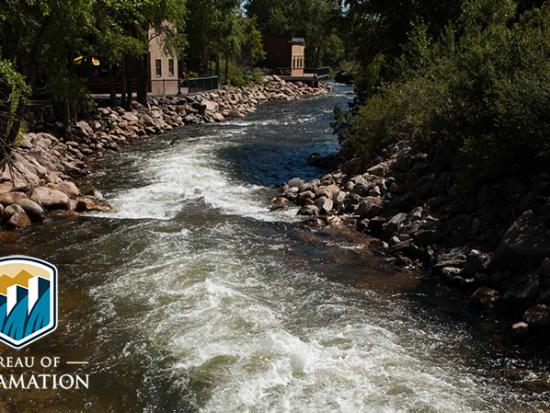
[0,0,360,162]
[340,0,550,186]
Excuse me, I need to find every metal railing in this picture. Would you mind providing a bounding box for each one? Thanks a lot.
[180,76,219,94]
[305,67,330,78]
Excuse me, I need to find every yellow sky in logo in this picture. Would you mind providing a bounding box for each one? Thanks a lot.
[0,263,51,296]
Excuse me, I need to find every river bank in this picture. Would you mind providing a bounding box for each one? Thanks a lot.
[275,131,550,383]
[2,85,548,412]
[0,76,328,233]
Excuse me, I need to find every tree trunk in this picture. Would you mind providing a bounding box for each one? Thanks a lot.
[125,55,133,110]
[121,57,128,108]
[137,55,148,104]
[224,54,229,85]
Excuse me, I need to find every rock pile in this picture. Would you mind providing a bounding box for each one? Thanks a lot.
[0,132,111,229]
[275,139,550,345]
[0,77,328,231]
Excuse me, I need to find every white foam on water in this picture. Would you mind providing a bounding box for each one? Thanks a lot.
[87,88,542,412]
[94,136,298,222]
[91,221,533,413]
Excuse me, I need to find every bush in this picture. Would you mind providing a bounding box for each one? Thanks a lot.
[0,60,29,152]
[343,0,550,183]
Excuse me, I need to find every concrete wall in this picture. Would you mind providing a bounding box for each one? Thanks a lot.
[148,25,179,96]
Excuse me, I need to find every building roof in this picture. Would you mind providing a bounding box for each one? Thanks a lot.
[289,38,305,45]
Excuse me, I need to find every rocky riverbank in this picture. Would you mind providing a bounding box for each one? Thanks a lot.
[274,138,550,358]
[0,76,328,232]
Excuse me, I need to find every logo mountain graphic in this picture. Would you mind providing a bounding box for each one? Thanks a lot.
[0,270,34,295]
[0,257,57,349]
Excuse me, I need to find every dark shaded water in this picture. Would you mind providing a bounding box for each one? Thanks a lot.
[0,85,547,412]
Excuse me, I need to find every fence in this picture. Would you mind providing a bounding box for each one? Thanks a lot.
[305,67,331,79]
[180,76,219,94]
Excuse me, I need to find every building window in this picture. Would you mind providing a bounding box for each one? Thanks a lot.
[155,59,162,78]
[168,59,174,77]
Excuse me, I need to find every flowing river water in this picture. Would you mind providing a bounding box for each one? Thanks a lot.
[0,85,548,412]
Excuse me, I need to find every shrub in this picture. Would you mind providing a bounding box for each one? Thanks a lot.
[343,0,550,183]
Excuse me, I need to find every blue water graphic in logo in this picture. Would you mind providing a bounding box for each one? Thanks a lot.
[0,256,57,349]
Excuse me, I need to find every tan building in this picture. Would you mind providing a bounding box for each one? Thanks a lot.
[290,38,305,77]
[148,23,179,96]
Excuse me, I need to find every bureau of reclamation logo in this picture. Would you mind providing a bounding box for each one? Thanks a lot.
[0,256,57,349]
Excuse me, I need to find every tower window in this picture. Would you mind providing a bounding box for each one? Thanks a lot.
[155,59,162,78]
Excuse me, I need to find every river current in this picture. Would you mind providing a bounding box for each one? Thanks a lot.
[0,85,547,412]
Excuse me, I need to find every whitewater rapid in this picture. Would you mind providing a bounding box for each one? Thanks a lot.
[83,92,540,412]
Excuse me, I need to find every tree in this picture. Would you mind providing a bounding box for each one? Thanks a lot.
[245,0,345,67]
[0,0,187,117]
[185,0,264,83]
[0,60,29,167]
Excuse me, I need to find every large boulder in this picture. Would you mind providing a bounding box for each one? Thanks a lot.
[298,205,319,217]
[471,287,501,309]
[48,181,80,198]
[200,99,219,114]
[15,198,46,222]
[356,196,383,218]
[6,211,31,229]
[315,197,333,214]
[31,187,70,210]
[0,192,26,206]
[122,112,140,124]
[523,304,550,326]
[494,210,550,272]
[503,273,540,305]
[76,120,94,137]
[462,249,492,276]
[75,196,110,212]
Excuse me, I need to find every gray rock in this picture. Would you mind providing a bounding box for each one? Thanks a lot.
[287,177,305,190]
[511,321,529,338]
[15,198,46,222]
[298,205,319,217]
[315,197,333,214]
[315,187,333,200]
[3,203,25,219]
[385,212,408,234]
[434,249,467,269]
[352,182,371,197]
[356,196,383,218]
[504,273,540,304]
[48,181,79,198]
[367,162,387,177]
[462,249,492,276]
[523,304,550,326]
[494,210,550,272]
[271,197,289,210]
[31,187,70,210]
[0,192,27,206]
[6,211,31,229]
[471,287,501,309]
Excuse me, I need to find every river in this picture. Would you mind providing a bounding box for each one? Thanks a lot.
[0,84,547,412]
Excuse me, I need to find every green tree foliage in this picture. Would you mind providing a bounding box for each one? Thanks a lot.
[245,0,345,67]
[0,59,29,164]
[185,0,265,83]
[0,0,187,116]
[342,0,550,184]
